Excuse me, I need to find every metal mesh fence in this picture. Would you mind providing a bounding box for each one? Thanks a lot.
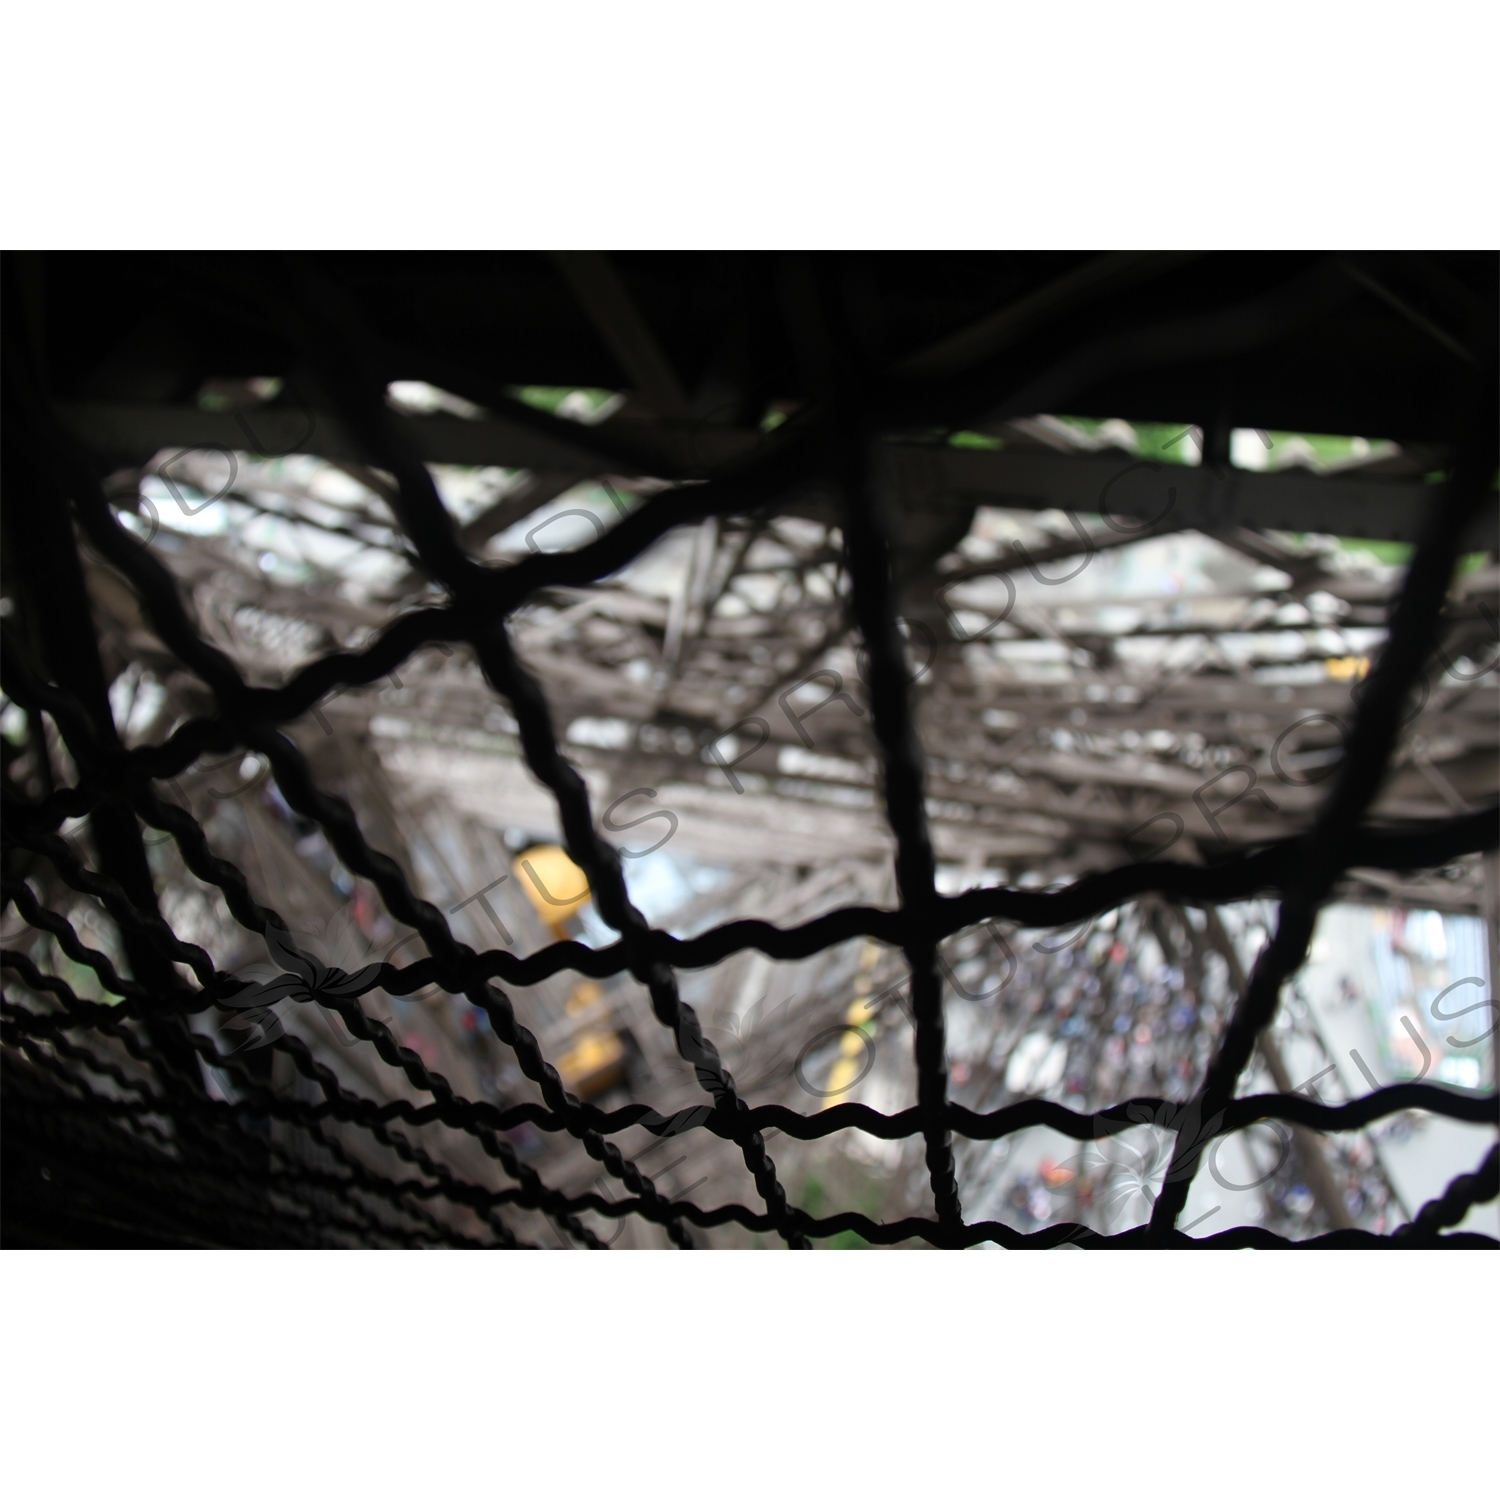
[3,265,1496,1248]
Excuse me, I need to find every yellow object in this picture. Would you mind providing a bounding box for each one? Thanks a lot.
[1325,656,1370,681]
[566,979,603,1016]
[514,844,592,939]
[822,947,880,1110]
[556,1026,625,1097]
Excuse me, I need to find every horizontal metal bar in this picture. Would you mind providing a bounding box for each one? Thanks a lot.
[58,401,1497,550]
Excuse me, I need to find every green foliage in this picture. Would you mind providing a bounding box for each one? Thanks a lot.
[797,1171,876,1248]
[46,950,115,1006]
[1130,422,1202,466]
[800,1174,826,1219]
[1289,536,1489,574]
[1047,416,1200,466]
[1327,536,1413,566]
[827,1228,870,1249]
[507,386,618,419]
[1257,430,1378,468]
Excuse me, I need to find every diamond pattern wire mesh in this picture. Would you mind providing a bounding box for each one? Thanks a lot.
[3,265,1496,1248]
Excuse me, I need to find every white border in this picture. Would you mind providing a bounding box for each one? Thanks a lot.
[2,3,1496,248]
[4,1250,1495,1498]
